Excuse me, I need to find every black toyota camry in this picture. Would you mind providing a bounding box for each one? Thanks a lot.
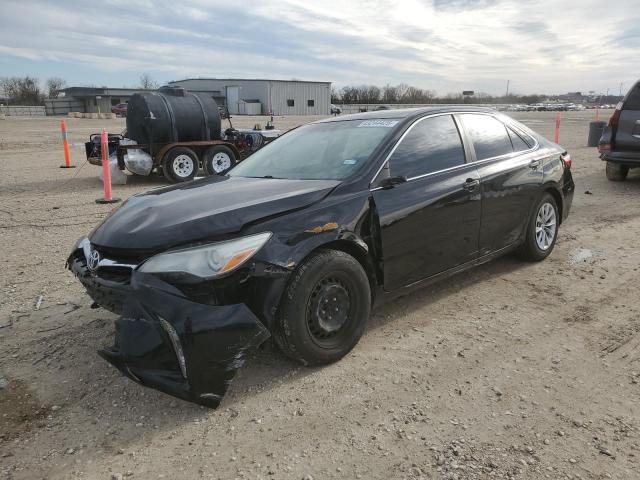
[67,107,574,407]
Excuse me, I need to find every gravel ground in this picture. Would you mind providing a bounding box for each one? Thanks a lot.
[1,110,639,480]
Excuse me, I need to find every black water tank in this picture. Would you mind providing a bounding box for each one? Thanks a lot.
[126,86,221,145]
[588,121,607,147]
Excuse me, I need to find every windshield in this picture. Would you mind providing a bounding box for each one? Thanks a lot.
[228,119,397,180]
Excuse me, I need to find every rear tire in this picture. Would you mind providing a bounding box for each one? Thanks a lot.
[605,161,629,181]
[274,250,371,366]
[203,145,237,175]
[518,192,558,261]
[162,147,198,183]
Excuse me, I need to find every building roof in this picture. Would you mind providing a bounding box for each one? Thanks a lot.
[58,87,154,98]
[170,78,331,85]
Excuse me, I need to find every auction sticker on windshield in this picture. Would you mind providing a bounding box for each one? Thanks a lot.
[357,120,399,128]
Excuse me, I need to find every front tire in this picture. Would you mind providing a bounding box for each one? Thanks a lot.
[162,147,198,183]
[606,162,629,181]
[519,193,559,261]
[274,250,371,366]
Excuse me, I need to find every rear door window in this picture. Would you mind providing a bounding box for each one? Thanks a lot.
[459,114,513,160]
[508,128,531,152]
[388,115,465,178]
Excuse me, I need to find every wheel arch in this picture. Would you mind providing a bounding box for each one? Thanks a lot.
[544,185,563,225]
[282,236,378,306]
[317,239,378,301]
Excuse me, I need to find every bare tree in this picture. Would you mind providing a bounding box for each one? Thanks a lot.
[334,82,542,106]
[365,85,381,104]
[343,85,382,104]
[340,86,359,104]
[382,84,398,104]
[0,76,44,105]
[396,83,409,101]
[139,73,159,90]
[46,77,66,98]
[330,86,341,104]
[403,86,424,103]
[0,77,18,101]
[422,89,436,103]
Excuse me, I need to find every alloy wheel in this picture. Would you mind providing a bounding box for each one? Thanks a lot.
[535,202,556,250]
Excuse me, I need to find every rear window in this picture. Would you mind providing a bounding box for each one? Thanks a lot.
[624,83,640,110]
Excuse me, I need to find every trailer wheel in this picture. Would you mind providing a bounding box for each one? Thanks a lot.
[162,147,198,183]
[203,145,237,175]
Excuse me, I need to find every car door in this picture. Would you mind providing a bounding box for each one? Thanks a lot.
[456,113,543,255]
[371,114,481,291]
[615,82,640,152]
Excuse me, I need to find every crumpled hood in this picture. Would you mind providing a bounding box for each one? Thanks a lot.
[90,176,340,253]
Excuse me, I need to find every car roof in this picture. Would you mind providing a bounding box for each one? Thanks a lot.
[316,106,496,123]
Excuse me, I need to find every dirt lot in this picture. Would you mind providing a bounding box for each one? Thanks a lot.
[1,110,639,480]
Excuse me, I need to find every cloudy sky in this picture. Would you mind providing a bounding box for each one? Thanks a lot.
[0,0,637,95]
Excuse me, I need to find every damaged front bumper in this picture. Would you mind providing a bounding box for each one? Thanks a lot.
[69,253,270,408]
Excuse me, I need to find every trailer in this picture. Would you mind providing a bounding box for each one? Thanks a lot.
[84,86,280,183]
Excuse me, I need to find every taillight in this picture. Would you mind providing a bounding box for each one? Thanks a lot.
[609,101,623,128]
[560,152,572,168]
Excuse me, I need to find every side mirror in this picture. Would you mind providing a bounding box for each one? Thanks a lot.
[379,175,407,189]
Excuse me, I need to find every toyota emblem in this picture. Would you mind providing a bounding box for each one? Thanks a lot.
[87,249,100,272]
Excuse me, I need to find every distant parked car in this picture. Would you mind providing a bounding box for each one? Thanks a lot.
[111,103,128,117]
[330,104,342,115]
[599,80,640,181]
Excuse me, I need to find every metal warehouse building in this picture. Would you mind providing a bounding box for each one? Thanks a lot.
[168,78,331,116]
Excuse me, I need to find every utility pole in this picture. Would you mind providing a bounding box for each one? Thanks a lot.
[620,82,623,96]
[505,80,510,99]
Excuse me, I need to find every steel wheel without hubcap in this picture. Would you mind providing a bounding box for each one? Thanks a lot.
[211,152,231,173]
[274,249,371,365]
[535,202,556,250]
[306,275,355,348]
[172,155,195,178]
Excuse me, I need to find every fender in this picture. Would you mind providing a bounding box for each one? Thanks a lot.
[246,191,377,327]
[540,151,569,224]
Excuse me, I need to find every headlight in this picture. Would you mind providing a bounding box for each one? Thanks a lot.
[138,232,272,279]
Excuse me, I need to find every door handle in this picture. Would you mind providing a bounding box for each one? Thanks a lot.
[462,178,480,191]
[529,159,541,169]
